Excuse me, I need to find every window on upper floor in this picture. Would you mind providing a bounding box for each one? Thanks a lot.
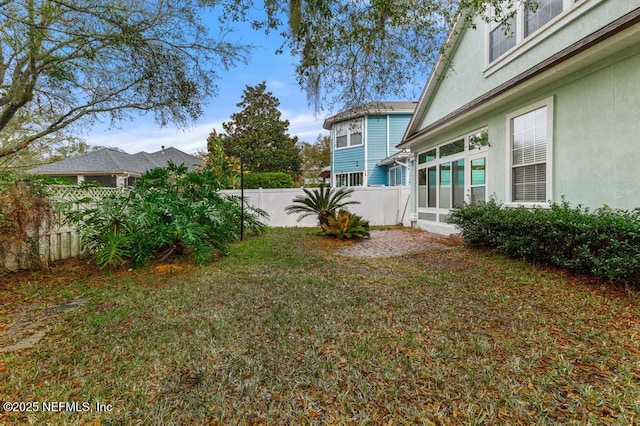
[525,0,564,37]
[488,0,585,64]
[335,119,363,149]
[490,15,516,62]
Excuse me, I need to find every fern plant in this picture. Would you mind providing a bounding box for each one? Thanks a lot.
[285,184,360,227]
[321,209,370,240]
[67,163,268,268]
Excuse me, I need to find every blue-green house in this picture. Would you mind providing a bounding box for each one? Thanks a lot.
[400,1,640,235]
[324,102,416,187]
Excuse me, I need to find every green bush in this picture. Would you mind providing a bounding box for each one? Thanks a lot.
[321,208,370,240]
[284,184,360,228]
[66,163,268,268]
[449,199,640,284]
[244,172,293,189]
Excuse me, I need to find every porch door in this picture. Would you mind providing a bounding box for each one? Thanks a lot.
[467,153,487,204]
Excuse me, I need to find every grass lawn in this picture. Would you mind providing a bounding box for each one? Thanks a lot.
[1,227,639,424]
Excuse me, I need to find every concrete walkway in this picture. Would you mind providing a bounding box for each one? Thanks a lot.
[336,228,460,258]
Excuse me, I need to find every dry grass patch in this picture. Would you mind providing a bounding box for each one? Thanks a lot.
[1,228,638,424]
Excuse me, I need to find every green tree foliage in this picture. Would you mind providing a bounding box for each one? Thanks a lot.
[285,184,359,228]
[218,0,516,111]
[222,82,302,179]
[0,0,248,160]
[1,0,514,161]
[66,163,268,268]
[244,172,294,189]
[202,129,241,189]
[299,134,330,183]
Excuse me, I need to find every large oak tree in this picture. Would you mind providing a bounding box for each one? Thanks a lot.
[220,0,519,112]
[1,0,513,160]
[0,0,248,159]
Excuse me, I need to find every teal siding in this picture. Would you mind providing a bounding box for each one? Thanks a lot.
[330,112,413,186]
[332,145,365,176]
[389,114,412,149]
[367,115,388,186]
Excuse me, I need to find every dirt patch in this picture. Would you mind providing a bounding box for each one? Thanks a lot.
[0,297,91,353]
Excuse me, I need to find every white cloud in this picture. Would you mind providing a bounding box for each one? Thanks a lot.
[267,79,288,90]
[84,121,222,155]
[281,110,328,143]
[86,112,327,154]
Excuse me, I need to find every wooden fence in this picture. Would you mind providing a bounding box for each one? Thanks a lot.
[2,186,127,272]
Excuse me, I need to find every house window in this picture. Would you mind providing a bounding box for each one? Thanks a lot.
[525,0,564,37]
[488,0,583,64]
[335,172,363,187]
[439,139,465,158]
[508,101,552,203]
[416,128,489,220]
[389,165,405,186]
[335,119,363,149]
[418,149,436,164]
[489,16,516,62]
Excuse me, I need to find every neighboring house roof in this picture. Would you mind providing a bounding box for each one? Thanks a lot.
[28,147,203,176]
[323,101,417,130]
[400,6,640,149]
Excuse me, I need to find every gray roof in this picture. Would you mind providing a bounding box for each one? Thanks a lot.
[323,101,417,129]
[29,147,203,176]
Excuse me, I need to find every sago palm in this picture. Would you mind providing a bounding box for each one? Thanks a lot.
[285,184,360,227]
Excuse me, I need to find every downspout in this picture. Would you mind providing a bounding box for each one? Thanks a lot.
[393,159,411,225]
[363,116,368,186]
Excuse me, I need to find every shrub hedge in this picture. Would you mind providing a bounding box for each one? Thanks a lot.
[244,172,293,189]
[449,199,640,285]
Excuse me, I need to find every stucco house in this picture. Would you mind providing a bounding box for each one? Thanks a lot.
[29,146,203,187]
[399,1,640,235]
[324,102,416,187]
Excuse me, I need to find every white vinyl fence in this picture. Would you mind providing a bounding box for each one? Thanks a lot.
[3,185,410,271]
[222,186,412,227]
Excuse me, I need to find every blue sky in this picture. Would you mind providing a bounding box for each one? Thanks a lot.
[83,13,331,155]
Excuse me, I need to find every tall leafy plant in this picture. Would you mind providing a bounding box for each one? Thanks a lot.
[67,163,268,268]
[285,184,360,227]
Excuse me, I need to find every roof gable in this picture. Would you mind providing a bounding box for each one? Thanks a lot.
[323,101,417,130]
[28,146,203,175]
[402,3,640,149]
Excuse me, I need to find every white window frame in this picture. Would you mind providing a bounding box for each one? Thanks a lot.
[524,0,565,38]
[335,171,364,187]
[334,119,364,150]
[416,128,489,223]
[485,0,599,74]
[388,164,407,186]
[504,97,554,208]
